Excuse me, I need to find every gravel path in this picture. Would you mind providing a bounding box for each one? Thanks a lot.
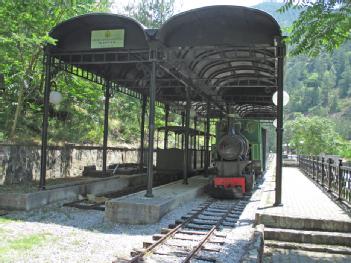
[0,196,208,263]
[0,178,265,263]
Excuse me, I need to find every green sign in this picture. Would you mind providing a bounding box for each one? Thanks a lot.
[91,29,125,49]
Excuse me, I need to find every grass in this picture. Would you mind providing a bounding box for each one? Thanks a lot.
[8,234,47,250]
[0,217,14,224]
[0,233,51,260]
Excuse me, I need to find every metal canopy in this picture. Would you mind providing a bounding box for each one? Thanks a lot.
[40,5,285,203]
[158,5,281,119]
[46,6,282,119]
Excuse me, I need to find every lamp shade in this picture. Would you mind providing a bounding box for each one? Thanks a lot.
[272,91,289,106]
[49,91,63,105]
[272,119,277,128]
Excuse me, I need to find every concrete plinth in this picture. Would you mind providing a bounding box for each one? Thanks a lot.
[105,176,208,224]
[0,174,141,210]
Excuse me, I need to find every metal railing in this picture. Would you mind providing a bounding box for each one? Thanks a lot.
[298,155,351,205]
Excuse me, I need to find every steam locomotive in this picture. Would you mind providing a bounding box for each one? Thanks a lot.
[207,119,267,199]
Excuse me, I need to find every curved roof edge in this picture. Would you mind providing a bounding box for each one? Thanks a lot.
[158,5,282,47]
[49,12,150,51]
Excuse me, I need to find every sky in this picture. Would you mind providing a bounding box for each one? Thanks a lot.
[111,0,279,14]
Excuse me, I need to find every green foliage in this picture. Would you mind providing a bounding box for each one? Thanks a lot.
[257,2,351,148]
[124,0,175,27]
[255,2,350,118]
[279,0,351,56]
[284,115,345,156]
[0,217,14,224]
[0,0,111,143]
[338,140,351,159]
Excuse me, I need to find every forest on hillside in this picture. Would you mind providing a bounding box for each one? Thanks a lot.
[256,2,351,141]
[0,1,350,157]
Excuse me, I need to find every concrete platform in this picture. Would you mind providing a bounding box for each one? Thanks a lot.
[0,172,182,211]
[105,176,208,224]
[256,167,351,230]
[256,163,351,262]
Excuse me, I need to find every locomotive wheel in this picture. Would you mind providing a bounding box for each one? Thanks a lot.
[206,183,243,199]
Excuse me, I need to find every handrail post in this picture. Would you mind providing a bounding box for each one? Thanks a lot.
[327,158,332,192]
[338,159,343,201]
[321,157,325,187]
[312,156,316,180]
[316,156,321,183]
[302,155,305,172]
[297,154,301,168]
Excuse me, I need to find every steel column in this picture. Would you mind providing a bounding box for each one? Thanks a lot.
[164,105,169,149]
[204,102,210,177]
[102,81,110,174]
[193,117,197,169]
[183,88,191,184]
[181,112,185,150]
[139,95,147,171]
[274,38,285,206]
[39,54,52,190]
[145,59,157,197]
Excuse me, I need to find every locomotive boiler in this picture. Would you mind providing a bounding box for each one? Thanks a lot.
[207,121,255,198]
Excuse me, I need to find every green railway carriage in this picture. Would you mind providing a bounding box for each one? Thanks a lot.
[240,120,268,175]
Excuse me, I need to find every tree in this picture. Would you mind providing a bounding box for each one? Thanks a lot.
[123,0,177,141]
[284,115,344,155]
[0,0,111,141]
[124,0,176,27]
[280,0,351,56]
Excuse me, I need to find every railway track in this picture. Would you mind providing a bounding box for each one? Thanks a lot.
[125,198,249,263]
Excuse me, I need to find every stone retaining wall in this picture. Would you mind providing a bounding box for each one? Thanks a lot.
[0,144,140,185]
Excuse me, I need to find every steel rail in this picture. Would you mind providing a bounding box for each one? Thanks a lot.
[126,199,214,263]
[182,201,240,263]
